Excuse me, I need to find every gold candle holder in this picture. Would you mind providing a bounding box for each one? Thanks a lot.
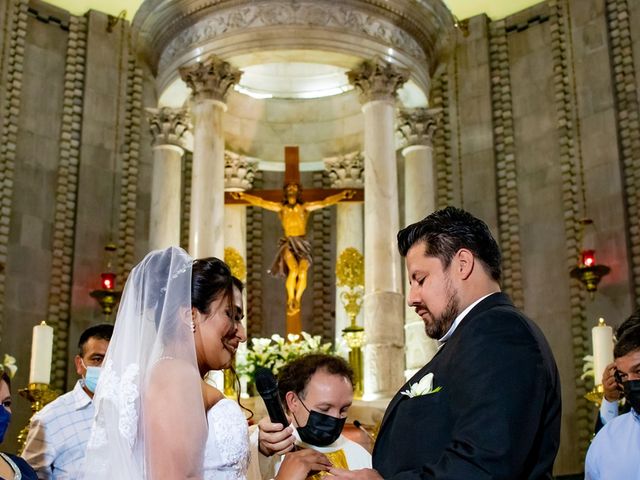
[17,383,59,453]
[584,383,605,407]
[342,324,365,399]
[336,248,365,399]
[224,361,236,398]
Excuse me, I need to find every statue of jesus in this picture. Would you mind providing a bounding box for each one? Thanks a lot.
[232,183,354,314]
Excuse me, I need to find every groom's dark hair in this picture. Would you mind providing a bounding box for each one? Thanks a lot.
[397,206,502,282]
[277,354,354,409]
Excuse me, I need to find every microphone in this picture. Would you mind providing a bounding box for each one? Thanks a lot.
[254,367,290,427]
[353,419,375,442]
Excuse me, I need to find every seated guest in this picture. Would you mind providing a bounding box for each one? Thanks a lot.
[0,355,37,479]
[21,324,112,480]
[594,312,639,433]
[255,354,371,479]
[585,324,640,479]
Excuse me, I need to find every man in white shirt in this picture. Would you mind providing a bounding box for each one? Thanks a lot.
[585,324,640,479]
[253,354,371,479]
[22,324,113,480]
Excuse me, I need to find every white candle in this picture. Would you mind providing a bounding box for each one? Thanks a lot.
[592,318,614,386]
[29,321,54,385]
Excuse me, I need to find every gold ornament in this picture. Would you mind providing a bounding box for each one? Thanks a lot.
[224,247,247,281]
[336,248,364,289]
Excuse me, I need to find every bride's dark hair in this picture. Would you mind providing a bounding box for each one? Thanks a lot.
[191,258,237,314]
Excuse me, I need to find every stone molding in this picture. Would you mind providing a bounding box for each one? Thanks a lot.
[181,150,193,250]
[549,0,590,457]
[246,170,264,338]
[488,20,524,311]
[179,55,242,103]
[397,107,440,149]
[47,14,88,390]
[0,0,28,343]
[324,152,364,188]
[311,171,334,340]
[605,0,640,305]
[132,0,454,78]
[146,106,189,148]
[430,71,453,209]
[117,57,144,285]
[224,151,257,191]
[347,58,409,104]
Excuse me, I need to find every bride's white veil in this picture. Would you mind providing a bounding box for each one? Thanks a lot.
[83,247,206,479]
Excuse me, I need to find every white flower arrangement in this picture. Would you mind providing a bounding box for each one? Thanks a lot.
[0,354,17,379]
[236,332,332,383]
[401,372,442,398]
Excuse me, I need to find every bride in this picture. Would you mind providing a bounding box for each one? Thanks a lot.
[82,247,252,479]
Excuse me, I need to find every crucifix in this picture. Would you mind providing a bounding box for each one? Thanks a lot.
[227,146,363,334]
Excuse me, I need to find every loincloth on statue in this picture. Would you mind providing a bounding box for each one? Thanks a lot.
[306,449,348,480]
[268,236,313,277]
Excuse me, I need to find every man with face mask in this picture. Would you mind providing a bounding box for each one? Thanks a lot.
[252,354,371,479]
[22,324,112,480]
[585,324,640,479]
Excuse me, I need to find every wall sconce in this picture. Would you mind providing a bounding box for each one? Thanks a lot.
[570,219,610,295]
[90,243,122,320]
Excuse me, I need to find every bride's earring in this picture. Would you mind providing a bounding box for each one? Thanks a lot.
[190,320,196,333]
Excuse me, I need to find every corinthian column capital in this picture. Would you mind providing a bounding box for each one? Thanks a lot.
[397,107,441,148]
[324,151,364,188]
[179,55,242,103]
[146,107,189,148]
[347,58,409,104]
[224,151,257,191]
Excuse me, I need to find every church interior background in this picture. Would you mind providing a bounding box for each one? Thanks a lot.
[1,0,640,475]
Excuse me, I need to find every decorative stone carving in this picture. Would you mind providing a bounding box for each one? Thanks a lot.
[397,108,441,148]
[324,152,364,188]
[146,107,189,148]
[179,55,242,103]
[224,151,257,191]
[347,58,409,104]
[156,2,427,74]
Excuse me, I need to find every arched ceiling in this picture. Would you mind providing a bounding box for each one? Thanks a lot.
[48,0,540,22]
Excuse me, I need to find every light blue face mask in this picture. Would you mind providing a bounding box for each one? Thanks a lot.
[81,361,102,394]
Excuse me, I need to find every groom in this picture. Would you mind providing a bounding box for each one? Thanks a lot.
[331,207,561,479]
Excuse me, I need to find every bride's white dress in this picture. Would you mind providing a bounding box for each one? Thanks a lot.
[204,399,251,480]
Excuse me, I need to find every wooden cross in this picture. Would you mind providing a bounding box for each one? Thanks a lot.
[225,146,364,205]
[225,147,363,335]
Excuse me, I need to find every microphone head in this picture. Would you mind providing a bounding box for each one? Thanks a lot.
[254,367,278,395]
[353,419,362,429]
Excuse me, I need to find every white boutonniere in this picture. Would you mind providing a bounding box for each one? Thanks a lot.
[400,372,442,398]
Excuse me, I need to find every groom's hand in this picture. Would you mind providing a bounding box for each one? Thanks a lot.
[329,467,384,479]
[257,417,295,456]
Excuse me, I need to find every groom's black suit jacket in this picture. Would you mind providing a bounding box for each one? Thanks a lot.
[372,293,561,479]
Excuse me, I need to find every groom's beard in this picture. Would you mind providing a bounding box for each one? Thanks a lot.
[424,285,460,340]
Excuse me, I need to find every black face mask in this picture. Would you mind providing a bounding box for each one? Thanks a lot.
[623,380,640,414]
[293,397,346,447]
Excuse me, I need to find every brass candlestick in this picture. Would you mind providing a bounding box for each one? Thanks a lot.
[584,384,605,407]
[17,383,59,453]
[336,248,365,399]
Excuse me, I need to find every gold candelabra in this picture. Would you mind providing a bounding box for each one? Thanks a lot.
[336,248,365,399]
[17,383,59,453]
[584,383,605,407]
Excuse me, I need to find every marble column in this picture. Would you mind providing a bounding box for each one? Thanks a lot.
[324,152,364,347]
[397,107,441,377]
[348,59,409,398]
[179,55,241,258]
[146,107,189,251]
